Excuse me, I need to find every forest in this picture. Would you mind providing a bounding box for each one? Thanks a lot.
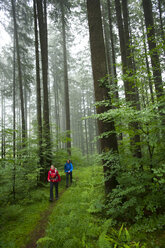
[0,0,165,247]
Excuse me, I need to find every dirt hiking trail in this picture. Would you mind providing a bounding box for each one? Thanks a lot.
[23,189,66,248]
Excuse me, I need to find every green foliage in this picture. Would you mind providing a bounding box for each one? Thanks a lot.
[52,147,88,171]
[93,86,165,234]
[36,236,55,248]
[52,149,68,170]
[0,189,49,248]
[37,166,145,248]
[0,204,23,223]
[104,159,165,230]
[98,225,146,248]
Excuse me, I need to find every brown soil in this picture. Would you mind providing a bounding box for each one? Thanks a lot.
[23,189,66,248]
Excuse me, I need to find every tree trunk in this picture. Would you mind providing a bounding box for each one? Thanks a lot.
[82,94,89,155]
[61,2,71,156]
[33,0,43,176]
[158,0,165,55]
[101,1,113,80]
[13,36,16,200]
[1,90,4,159]
[115,0,142,159]
[142,20,154,104]
[87,0,119,194]
[142,0,164,102]
[36,0,51,180]
[53,75,60,150]
[79,104,85,155]
[122,0,142,158]
[11,0,26,146]
[107,0,119,99]
[24,84,28,135]
[88,105,94,154]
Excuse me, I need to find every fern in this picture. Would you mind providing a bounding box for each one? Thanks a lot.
[36,236,55,248]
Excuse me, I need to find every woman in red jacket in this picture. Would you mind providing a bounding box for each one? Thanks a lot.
[47,165,61,201]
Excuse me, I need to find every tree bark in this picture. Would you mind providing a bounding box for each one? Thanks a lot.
[122,0,141,158]
[13,35,16,200]
[36,0,51,179]
[101,1,113,81]
[82,94,89,155]
[53,74,60,150]
[1,90,4,159]
[11,0,26,146]
[87,0,119,194]
[142,20,154,104]
[60,2,71,156]
[115,0,142,159]
[158,0,165,55]
[142,0,164,101]
[107,0,119,99]
[33,0,43,176]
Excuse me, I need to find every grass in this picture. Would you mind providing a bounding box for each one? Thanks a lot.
[36,166,108,248]
[0,173,66,248]
[0,165,164,248]
[37,166,165,248]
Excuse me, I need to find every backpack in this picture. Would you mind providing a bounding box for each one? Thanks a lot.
[50,170,58,181]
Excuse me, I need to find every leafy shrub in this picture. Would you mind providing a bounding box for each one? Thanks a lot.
[105,162,165,232]
[98,224,146,248]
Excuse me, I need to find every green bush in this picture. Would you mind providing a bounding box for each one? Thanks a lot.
[104,161,165,232]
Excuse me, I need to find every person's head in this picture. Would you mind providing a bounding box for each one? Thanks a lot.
[51,165,55,170]
[67,160,70,163]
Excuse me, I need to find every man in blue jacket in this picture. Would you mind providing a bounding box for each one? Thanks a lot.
[64,160,73,187]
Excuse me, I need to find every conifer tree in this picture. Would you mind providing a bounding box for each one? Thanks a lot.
[36,0,52,180]
[33,0,43,176]
[87,0,118,194]
[11,0,26,146]
[142,0,164,103]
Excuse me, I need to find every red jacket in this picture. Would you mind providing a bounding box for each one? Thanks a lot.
[47,168,61,182]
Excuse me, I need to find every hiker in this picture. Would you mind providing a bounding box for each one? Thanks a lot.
[48,165,61,201]
[64,160,73,187]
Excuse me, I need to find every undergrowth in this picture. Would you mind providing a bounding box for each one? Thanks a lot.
[37,166,150,248]
[0,174,66,248]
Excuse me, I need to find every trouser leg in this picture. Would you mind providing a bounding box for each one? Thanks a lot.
[70,172,72,183]
[50,181,53,200]
[66,173,69,187]
[55,182,58,199]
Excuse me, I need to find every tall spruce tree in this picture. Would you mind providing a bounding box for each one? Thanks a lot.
[11,0,26,146]
[36,0,51,180]
[87,0,119,194]
[115,0,142,159]
[49,0,72,155]
[60,0,71,155]
[33,0,43,177]
[142,0,164,104]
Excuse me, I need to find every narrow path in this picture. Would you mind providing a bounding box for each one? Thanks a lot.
[23,188,66,248]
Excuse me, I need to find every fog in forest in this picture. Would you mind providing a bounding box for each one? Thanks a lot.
[0,0,165,247]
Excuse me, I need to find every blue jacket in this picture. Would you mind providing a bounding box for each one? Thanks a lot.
[64,162,73,173]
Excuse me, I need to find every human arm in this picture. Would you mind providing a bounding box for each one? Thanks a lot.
[69,163,73,172]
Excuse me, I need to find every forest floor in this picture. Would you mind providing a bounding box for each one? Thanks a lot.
[1,167,164,248]
[23,188,66,248]
[29,166,165,248]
